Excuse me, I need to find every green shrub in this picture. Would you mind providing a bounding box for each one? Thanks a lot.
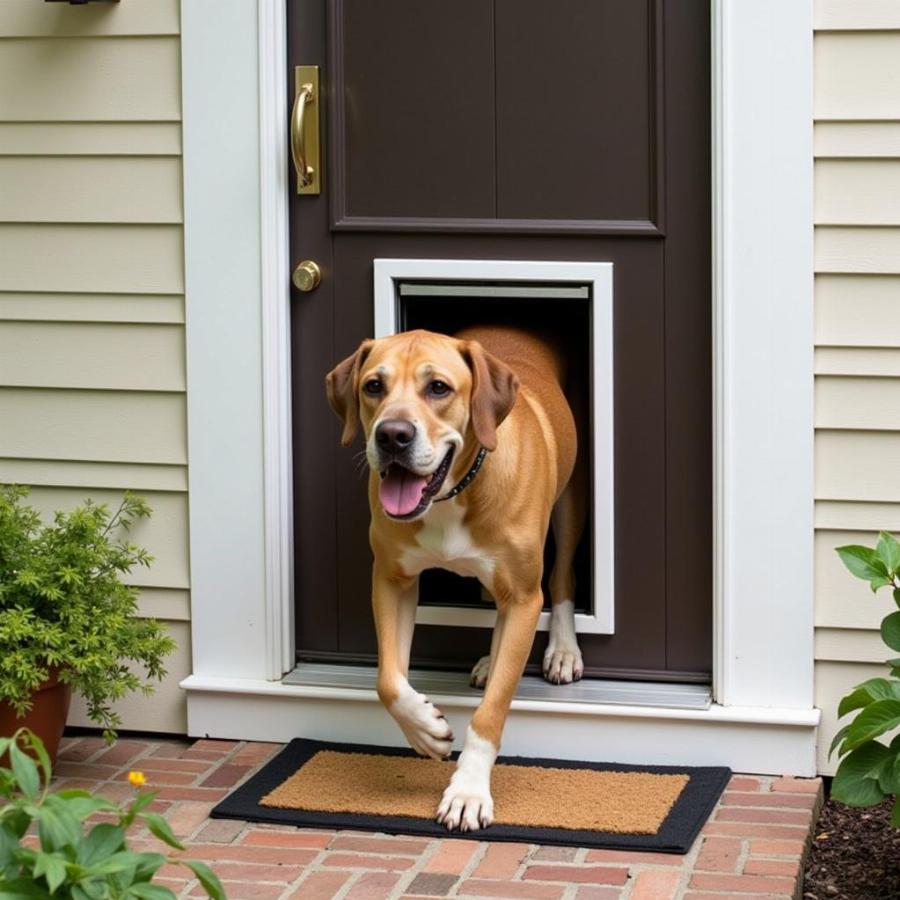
[0,728,225,899]
[0,486,175,741]
[831,531,900,825]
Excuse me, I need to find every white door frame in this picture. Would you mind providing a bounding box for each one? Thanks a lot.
[181,0,818,773]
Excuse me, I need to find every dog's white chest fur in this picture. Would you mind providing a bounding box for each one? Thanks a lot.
[399,503,494,586]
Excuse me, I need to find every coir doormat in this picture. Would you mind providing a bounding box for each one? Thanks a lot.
[211,739,730,853]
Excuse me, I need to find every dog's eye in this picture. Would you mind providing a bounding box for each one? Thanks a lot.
[427,380,451,397]
[363,379,384,396]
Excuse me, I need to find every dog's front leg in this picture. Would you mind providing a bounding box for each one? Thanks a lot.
[437,590,542,831]
[373,565,453,760]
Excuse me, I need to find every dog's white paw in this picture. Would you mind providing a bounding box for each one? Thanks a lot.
[470,655,491,688]
[391,683,453,760]
[543,599,584,685]
[436,725,497,832]
[437,773,494,832]
[543,643,584,684]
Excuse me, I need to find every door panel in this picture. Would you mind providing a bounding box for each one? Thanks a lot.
[495,0,658,225]
[289,0,711,681]
[335,0,496,221]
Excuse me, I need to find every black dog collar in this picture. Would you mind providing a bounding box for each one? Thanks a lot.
[435,447,488,503]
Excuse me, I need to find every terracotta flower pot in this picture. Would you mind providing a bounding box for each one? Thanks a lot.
[0,668,72,765]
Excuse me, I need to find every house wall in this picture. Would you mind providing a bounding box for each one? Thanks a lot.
[0,0,190,733]
[814,0,900,773]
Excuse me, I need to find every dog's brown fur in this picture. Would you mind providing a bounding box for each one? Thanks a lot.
[326,326,585,829]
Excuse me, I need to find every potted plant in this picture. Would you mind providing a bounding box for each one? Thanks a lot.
[0,485,176,760]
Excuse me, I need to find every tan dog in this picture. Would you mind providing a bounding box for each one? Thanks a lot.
[326,326,586,831]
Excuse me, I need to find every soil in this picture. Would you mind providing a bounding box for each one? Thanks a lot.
[803,787,900,900]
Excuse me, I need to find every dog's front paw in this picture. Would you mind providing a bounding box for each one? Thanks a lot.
[436,770,494,832]
[543,640,584,684]
[470,655,491,688]
[391,685,454,760]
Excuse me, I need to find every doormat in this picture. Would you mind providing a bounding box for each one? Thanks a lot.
[211,739,730,853]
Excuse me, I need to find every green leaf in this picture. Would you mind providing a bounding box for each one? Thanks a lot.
[839,688,876,719]
[894,588,900,608]
[127,885,176,900]
[832,742,890,806]
[0,878,53,899]
[35,805,81,853]
[79,823,124,867]
[882,612,900,653]
[837,545,888,581]
[20,733,52,790]
[829,723,851,759]
[83,850,144,877]
[121,791,156,828]
[181,860,225,900]
[131,853,165,884]
[141,814,183,852]
[892,797,900,828]
[876,531,900,577]
[838,677,900,718]
[878,751,900,795]
[844,699,900,751]
[33,853,68,894]
[8,742,39,803]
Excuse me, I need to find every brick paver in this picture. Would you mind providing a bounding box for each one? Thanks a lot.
[50,735,821,899]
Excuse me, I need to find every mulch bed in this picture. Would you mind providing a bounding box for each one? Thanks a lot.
[803,786,900,900]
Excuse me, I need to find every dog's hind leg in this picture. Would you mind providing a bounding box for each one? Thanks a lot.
[544,452,587,684]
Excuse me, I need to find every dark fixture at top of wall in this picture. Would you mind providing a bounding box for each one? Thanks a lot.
[44,1,120,5]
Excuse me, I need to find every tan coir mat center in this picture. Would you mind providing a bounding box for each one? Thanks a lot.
[261,750,689,834]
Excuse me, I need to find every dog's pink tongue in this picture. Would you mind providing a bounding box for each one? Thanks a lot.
[380,467,428,517]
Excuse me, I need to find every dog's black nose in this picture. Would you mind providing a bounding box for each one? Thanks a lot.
[376,419,416,454]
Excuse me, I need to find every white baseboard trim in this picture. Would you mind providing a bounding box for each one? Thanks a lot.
[181,675,820,776]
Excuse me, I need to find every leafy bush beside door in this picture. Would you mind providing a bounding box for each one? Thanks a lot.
[0,486,176,742]
[831,532,900,826]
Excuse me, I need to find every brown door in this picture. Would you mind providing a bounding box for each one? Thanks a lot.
[288,0,711,682]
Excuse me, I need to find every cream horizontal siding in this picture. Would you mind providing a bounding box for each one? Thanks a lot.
[0,225,184,294]
[0,38,180,122]
[0,158,183,224]
[815,160,900,225]
[0,293,183,325]
[0,4,189,733]
[815,0,900,31]
[814,12,900,773]
[815,33,900,120]
[0,323,185,391]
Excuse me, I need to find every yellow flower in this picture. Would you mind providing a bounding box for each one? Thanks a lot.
[128,770,147,788]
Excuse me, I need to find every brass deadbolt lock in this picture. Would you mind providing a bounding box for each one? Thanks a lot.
[292,260,322,292]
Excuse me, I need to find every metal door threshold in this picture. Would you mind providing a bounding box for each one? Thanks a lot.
[283,663,711,710]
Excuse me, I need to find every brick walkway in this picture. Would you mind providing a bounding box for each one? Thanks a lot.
[52,735,823,900]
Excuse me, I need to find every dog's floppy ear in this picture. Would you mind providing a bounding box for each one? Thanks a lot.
[460,340,519,451]
[325,339,374,447]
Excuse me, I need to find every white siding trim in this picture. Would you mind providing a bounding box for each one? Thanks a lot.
[712,0,815,709]
[257,0,295,680]
[181,0,269,680]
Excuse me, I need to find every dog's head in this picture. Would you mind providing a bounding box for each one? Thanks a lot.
[325,329,518,521]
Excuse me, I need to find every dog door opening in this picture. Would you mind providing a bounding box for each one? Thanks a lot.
[399,282,593,619]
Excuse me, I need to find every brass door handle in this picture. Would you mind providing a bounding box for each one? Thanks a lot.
[293,260,322,292]
[291,66,320,194]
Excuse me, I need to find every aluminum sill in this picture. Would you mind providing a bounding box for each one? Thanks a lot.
[180,670,820,728]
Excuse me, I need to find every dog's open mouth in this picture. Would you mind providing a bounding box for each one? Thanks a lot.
[378,447,454,519]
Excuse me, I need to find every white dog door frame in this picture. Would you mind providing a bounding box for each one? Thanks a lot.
[373,259,615,635]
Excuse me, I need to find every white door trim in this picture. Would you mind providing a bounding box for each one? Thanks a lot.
[181,0,817,769]
[372,257,615,635]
